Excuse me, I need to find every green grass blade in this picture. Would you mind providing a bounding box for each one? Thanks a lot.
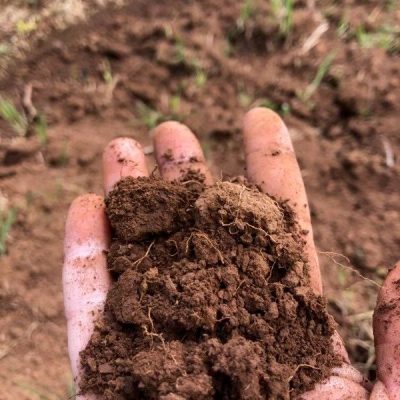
[303,51,336,101]
[35,114,48,145]
[0,208,17,256]
[0,97,27,135]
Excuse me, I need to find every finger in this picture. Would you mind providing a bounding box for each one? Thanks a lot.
[373,261,400,400]
[331,364,370,389]
[299,375,369,400]
[103,137,149,195]
[370,381,390,400]
[153,121,213,184]
[300,362,371,400]
[243,107,322,294]
[332,330,350,363]
[63,194,111,397]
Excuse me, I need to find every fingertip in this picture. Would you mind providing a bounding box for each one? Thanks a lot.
[243,107,293,154]
[67,193,104,215]
[154,121,206,164]
[154,120,192,140]
[153,120,212,183]
[103,136,144,157]
[242,108,321,294]
[375,261,400,306]
[103,137,148,195]
[243,107,283,127]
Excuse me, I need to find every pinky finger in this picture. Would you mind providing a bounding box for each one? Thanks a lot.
[63,194,111,397]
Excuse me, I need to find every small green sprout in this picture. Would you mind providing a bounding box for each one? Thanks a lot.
[35,114,48,145]
[237,0,255,30]
[16,19,38,35]
[386,0,397,12]
[270,0,294,38]
[238,92,253,107]
[0,43,9,56]
[0,208,17,256]
[136,102,165,129]
[136,96,184,129]
[356,25,400,54]
[57,141,70,167]
[0,97,28,135]
[194,68,207,88]
[174,38,186,64]
[162,24,174,40]
[169,94,181,116]
[302,51,336,101]
[101,59,113,84]
[257,99,291,116]
[337,17,350,39]
[223,39,234,57]
[15,381,58,400]
[66,376,76,399]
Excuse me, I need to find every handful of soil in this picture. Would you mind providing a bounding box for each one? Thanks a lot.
[80,176,341,399]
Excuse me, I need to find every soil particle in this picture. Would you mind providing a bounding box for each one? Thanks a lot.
[80,175,340,399]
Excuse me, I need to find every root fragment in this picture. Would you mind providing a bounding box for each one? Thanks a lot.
[133,241,155,268]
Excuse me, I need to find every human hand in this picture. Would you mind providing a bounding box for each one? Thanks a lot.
[63,108,399,399]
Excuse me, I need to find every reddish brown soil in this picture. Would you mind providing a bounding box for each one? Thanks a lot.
[80,176,340,399]
[0,1,399,398]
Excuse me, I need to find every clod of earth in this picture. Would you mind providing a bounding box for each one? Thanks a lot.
[80,175,341,400]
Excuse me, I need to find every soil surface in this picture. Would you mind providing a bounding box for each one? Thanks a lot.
[0,0,399,398]
[81,176,340,399]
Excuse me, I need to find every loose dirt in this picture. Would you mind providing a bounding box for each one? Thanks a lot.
[1,1,399,398]
[80,176,340,399]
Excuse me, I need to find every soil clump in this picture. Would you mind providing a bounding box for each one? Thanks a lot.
[80,175,341,399]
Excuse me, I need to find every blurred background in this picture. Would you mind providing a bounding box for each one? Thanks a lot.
[0,0,399,398]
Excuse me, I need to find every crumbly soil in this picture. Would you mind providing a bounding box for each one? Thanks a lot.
[1,1,399,398]
[80,176,340,399]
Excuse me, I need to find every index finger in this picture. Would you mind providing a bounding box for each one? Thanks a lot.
[243,108,322,294]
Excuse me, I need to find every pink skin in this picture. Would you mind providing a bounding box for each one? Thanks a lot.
[63,108,397,399]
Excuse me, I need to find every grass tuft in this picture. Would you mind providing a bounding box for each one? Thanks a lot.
[101,59,113,84]
[238,92,253,108]
[0,208,17,256]
[237,0,255,31]
[169,94,181,116]
[0,43,9,56]
[194,68,207,88]
[301,51,336,101]
[16,18,38,35]
[136,102,165,129]
[0,97,28,135]
[136,96,183,130]
[270,0,294,38]
[35,114,48,145]
[337,17,350,39]
[173,38,187,64]
[356,25,400,54]
[256,98,291,116]
[16,381,60,400]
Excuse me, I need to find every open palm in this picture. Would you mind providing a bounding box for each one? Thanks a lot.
[63,108,398,399]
